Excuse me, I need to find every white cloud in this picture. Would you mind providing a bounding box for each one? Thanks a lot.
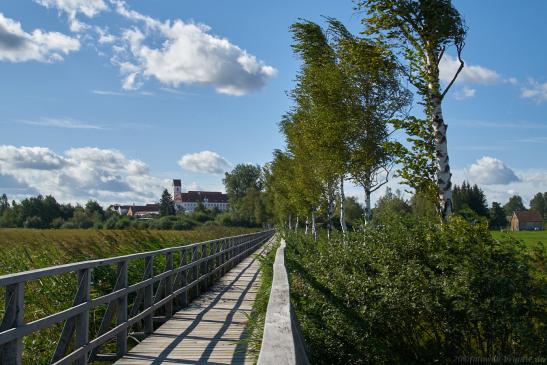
[454,86,476,100]
[453,166,547,207]
[178,151,232,174]
[34,0,108,32]
[111,1,276,95]
[0,12,80,62]
[20,117,104,129]
[521,79,547,103]
[468,156,520,185]
[0,145,167,205]
[439,54,500,85]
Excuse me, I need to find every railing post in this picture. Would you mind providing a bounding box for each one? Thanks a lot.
[165,252,174,318]
[116,260,128,357]
[192,246,199,298]
[180,248,188,308]
[0,282,24,365]
[143,256,154,336]
[200,243,207,293]
[75,268,91,365]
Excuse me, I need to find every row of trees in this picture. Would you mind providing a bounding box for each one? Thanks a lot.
[265,0,468,236]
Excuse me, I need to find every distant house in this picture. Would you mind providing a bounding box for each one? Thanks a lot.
[510,211,543,231]
[172,179,229,213]
[108,204,131,215]
[127,204,160,217]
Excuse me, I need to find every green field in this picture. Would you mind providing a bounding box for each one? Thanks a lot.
[491,230,547,247]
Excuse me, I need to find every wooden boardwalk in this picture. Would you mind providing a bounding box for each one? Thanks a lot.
[115,243,268,365]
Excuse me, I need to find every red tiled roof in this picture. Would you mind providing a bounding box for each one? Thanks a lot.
[129,204,160,213]
[514,211,543,222]
[180,191,228,203]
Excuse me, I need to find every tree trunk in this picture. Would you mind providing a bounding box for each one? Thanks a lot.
[326,196,334,241]
[432,96,453,218]
[305,217,309,235]
[339,175,348,235]
[311,210,318,241]
[295,216,299,233]
[364,187,372,225]
[288,213,292,230]
[426,51,453,220]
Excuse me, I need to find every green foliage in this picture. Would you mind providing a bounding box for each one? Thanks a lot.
[372,187,411,224]
[504,195,526,216]
[452,181,489,218]
[489,202,507,230]
[530,192,547,219]
[285,217,546,364]
[223,164,263,203]
[159,188,175,216]
[410,190,438,219]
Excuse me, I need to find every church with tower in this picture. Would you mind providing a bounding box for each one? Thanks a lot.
[172,179,229,213]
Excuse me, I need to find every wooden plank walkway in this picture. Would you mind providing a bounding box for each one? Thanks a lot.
[115,242,269,365]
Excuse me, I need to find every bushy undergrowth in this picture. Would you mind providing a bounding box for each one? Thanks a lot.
[0,226,258,364]
[285,217,546,364]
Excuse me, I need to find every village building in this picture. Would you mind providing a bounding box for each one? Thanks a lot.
[107,204,131,215]
[172,179,229,213]
[127,204,161,217]
[510,211,543,231]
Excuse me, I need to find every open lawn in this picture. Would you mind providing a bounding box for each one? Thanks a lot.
[491,230,547,247]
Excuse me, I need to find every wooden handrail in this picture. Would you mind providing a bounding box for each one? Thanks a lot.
[0,229,275,365]
[258,239,309,365]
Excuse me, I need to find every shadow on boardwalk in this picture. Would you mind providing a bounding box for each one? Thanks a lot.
[116,250,264,365]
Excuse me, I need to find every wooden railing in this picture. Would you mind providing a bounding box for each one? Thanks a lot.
[258,239,309,365]
[0,229,274,365]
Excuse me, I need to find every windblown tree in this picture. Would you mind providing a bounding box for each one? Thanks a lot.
[280,112,326,240]
[327,19,411,223]
[288,20,352,238]
[359,0,467,218]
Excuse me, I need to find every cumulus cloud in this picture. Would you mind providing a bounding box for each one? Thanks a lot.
[0,12,80,62]
[468,156,520,185]
[111,0,276,95]
[34,0,108,32]
[178,151,232,174]
[440,54,500,85]
[521,79,547,103]
[454,86,476,100]
[0,145,167,204]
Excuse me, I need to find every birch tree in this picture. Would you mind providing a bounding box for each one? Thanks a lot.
[289,20,352,238]
[328,19,411,223]
[358,0,467,218]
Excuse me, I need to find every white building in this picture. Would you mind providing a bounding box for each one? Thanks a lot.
[172,179,229,213]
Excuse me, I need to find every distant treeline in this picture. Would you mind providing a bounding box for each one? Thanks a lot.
[373,183,546,230]
[0,163,278,229]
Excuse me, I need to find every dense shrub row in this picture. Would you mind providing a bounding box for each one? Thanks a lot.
[285,217,546,364]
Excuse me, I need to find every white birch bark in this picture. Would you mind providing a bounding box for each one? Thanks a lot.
[305,217,309,235]
[311,210,318,241]
[288,213,292,230]
[295,216,299,233]
[339,175,347,235]
[431,97,453,218]
[364,187,372,225]
[426,52,453,219]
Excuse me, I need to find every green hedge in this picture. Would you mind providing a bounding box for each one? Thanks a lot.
[285,217,546,364]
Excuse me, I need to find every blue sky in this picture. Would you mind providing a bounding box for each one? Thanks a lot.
[0,0,545,206]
